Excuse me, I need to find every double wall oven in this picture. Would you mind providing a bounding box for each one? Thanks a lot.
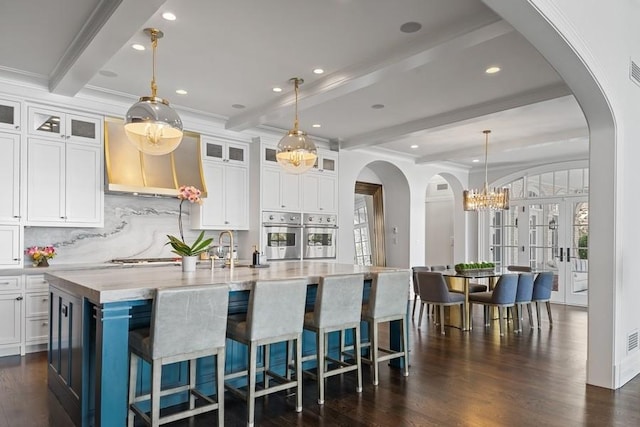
[262,211,302,261]
[303,213,338,259]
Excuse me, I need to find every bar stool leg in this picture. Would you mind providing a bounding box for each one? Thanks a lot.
[371,320,379,386]
[247,343,258,427]
[418,302,425,327]
[264,344,270,388]
[151,360,162,427]
[295,337,303,412]
[439,305,445,335]
[217,351,225,427]
[401,318,409,377]
[189,358,197,409]
[127,353,138,427]
[536,301,542,329]
[355,325,363,393]
[317,328,325,405]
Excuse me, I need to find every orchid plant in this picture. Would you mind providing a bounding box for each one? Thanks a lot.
[25,245,56,267]
[165,185,213,257]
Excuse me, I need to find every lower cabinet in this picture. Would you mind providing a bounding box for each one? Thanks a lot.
[49,284,83,425]
[0,274,49,357]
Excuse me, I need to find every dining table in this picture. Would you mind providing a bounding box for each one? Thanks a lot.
[442,270,501,331]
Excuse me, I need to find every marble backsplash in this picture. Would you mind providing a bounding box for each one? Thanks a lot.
[24,194,228,265]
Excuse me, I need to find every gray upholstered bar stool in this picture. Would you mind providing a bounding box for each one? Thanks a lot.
[225,278,308,427]
[361,270,410,385]
[302,274,364,405]
[127,284,229,427]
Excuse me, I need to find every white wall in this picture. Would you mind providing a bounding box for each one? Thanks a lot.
[485,0,639,389]
[425,177,454,267]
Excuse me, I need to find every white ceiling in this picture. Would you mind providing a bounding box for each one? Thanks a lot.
[0,0,588,169]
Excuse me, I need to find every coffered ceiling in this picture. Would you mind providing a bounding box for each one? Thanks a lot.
[0,0,588,169]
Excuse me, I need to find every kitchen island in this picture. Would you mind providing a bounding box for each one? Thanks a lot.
[44,261,407,427]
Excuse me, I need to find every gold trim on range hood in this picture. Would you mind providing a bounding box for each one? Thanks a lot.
[104,117,207,197]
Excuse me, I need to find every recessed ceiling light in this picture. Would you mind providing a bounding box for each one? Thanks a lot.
[410,144,418,149]
[132,44,145,51]
[99,70,118,78]
[371,104,385,109]
[400,22,422,33]
[175,89,187,95]
[485,66,501,74]
[162,12,177,21]
[232,104,246,109]
[272,87,282,93]
[472,159,480,163]
[313,68,324,75]
[312,124,321,128]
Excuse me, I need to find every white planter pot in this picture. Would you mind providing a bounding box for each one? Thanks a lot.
[182,255,197,272]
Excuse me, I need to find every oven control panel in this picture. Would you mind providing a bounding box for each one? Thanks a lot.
[303,213,337,227]
[262,211,301,226]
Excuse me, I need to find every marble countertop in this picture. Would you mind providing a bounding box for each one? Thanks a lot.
[44,261,406,304]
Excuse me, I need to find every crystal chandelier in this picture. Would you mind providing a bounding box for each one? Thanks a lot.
[124,28,183,156]
[463,130,509,211]
[276,78,317,174]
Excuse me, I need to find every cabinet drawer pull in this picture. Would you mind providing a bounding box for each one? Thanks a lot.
[42,322,49,326]
[42,298,48,302]
[0,281,11,285]
[15,125,20,130]
[16,296,23,301]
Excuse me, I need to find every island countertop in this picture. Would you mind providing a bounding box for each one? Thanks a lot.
[44,261,406,304]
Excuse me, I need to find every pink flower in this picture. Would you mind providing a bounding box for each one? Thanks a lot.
[25,246,56,266]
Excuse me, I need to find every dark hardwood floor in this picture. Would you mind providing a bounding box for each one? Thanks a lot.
[2,304,640,426]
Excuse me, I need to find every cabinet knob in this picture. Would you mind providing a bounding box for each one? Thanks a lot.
[16,296,23,301]
[61,135,65,138]
[42,321,49,326]
[42,298,48,302]
[66,135,71,139]
[13,215,20,218]
[281,205,285,208]
[15,125,20,129]
[12,258,19,261]
[224,221,229,224]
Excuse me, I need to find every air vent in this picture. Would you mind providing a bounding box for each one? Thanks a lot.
[630,60,640,88]
[628,330,638,353]
[437,183,449,191]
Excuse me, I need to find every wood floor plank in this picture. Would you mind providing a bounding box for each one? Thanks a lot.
[2,304,640,426]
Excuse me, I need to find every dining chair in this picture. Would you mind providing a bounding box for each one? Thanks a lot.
[513,273,534,332]
[528,271,554,328]
[411,266,431,319]
[430,265,446,272]
[416,271,465,334]
[468,274,518,336]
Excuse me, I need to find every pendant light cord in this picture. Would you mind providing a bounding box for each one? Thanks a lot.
[483,130,491,193]
[293,78,300,132]
[150,30,159,98]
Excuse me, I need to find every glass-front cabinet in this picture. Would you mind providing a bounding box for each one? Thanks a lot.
[28,106,101,145]
[0,98,21,133]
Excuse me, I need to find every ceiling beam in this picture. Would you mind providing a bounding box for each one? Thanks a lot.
[414,127,588,164]
[342,83,573,150]
[49,0,167,96]
[225,18,514,132]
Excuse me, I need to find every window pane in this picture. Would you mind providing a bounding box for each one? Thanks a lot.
[527,175,540,197]
[540,172,553,196]
[511,178,524,199]
[554,171,568,195]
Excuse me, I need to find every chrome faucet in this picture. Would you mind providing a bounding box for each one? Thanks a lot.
[218,230,234,270]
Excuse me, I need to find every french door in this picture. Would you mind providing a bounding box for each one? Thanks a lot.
[489,197,588,306]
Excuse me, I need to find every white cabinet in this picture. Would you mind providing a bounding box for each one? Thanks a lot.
[0,225,21,267]
[28,106,101,145]
[24,275,48,347]
[202,137,247,165]
[0,98,21,133]
[0,275,22,356]
[191,162,249,230]
[302,174,337,213]
[262,166,301,211]
[26,137,103,226]
[191,138,249,230]
[311,151,338,174]
[0,133,21,223]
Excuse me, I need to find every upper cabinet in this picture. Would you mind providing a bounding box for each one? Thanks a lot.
[28,106,101,145]
[25,105,103,227]
[0,98,21,133]
[0,226,21,267]
[262,166,301,212]
[311,151,338,175]
[191,137,249,230]
[202,138,247,166]
[0,133,20,223]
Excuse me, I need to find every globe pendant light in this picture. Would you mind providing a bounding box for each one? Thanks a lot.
[124,28,183,156]
[276,77,317,174]
[463,130,509,211]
